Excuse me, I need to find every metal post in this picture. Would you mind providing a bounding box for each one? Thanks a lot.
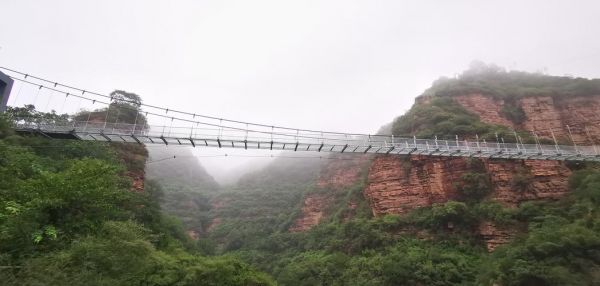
[550,130,561,154]
[532,131,541,154]
[413,135,417,148]
[475,134,480,150]
[84,101,94,132]
[455,135,459,150]
[103,101,111,130]
[495,133,500,151]
[167,117,174,137]
[513,130,520,152]
[518,136,526,154]
[434,136,439,149]
[584,125,598,155]
[111,108,120,134]
[132,111,139,135]
[566,125,579,153]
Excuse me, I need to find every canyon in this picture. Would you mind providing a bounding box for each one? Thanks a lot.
[290,93,599,250]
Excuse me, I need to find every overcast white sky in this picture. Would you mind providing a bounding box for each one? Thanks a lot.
[2,0,600,182]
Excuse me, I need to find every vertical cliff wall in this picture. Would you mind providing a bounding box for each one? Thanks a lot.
[289,155,371,232]
[363,93,600,250]
[454,93,600,144]
[364,155,572,217]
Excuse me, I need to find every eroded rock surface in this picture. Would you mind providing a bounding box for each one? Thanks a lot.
[364,156,571,216]
[289,193,333,232]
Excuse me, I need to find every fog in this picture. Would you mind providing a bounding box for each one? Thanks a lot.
[2,0,600,183]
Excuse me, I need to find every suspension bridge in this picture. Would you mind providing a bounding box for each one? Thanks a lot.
[1,67,599,162]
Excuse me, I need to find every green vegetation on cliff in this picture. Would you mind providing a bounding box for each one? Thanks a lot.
[198,65,600,285]
[0,102,273,285]
[421,61,600,100]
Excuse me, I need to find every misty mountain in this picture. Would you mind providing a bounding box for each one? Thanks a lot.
[145,147,219,234]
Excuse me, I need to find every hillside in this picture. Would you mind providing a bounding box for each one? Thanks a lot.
[146,147,218,237]
[0,96,274,285]
[201,65,600,285]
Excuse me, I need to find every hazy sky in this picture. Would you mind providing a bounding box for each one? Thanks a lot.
[2,0,600,181]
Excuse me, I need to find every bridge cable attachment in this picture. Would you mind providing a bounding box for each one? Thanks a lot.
[245,123,249,141]
[32,85,42,107]
[103,97,112,130]
[532,130,542,155]
[455,135,460,151]
[43,88,54,114]
[112,108,121,134]
[58,93,68,115]
[584,125,598,155]
[132,111,140,136]
[495,133,500,152]
[218,119,223,140]
[513,130,520,152]
[168,117,174,137]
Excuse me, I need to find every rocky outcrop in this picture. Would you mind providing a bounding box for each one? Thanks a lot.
[289,193,334,232]
[207,199,226,232]
[317,155,371,189]
[478,221,517,252]
[520,96,600,144]
[364,156,465,215]
[290,155,372,232]
[364,156,571,216]
[452,94,600,145]
[485,159,571,206]
[127,171,145,192]
[454,94,515,128]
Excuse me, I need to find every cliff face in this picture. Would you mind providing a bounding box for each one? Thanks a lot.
[364,156,464,215]
[455,94,600,144]
[454,94,515,128]
[289,194,334,232]
[289,155,371,232]
[317,155,372,189]
[362,93,600,250]
[364,156,572,216]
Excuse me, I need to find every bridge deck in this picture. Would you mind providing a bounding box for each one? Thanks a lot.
[14,121,600,162]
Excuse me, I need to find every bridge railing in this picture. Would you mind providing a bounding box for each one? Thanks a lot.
[11,117,600,159]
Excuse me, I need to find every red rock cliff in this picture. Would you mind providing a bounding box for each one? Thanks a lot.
[455,94,600,144]
[289,155,371,232]
[364,155,572,216]
[362,93,600,250]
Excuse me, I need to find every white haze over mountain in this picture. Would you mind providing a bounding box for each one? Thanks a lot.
[2,0,600,182]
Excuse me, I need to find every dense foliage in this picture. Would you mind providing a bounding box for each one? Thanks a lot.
[422,61,600,100]
[146,147,218,236]
[391,96,520,141]
[204,153,600,285]
[0,111,273,284]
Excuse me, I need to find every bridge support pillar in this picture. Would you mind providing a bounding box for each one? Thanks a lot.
[0,71,14,113]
